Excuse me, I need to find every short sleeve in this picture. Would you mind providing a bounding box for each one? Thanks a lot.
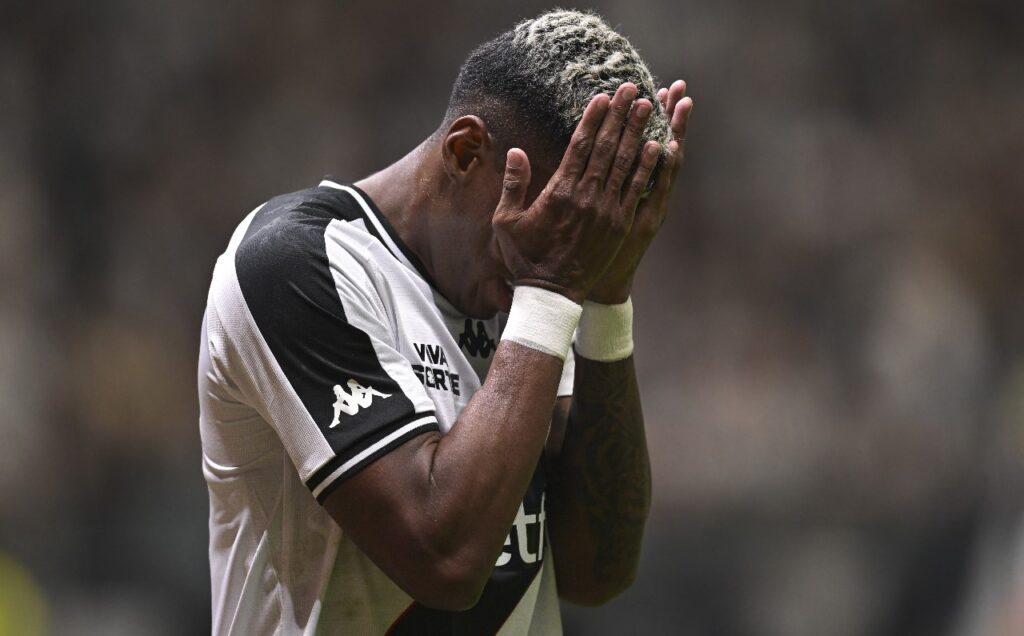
[217,205,438,503]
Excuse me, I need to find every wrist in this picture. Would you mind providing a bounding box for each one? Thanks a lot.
[501,286,583,360]
[512,276,586,305]
[575,297,634,361]
[587,275,634,305]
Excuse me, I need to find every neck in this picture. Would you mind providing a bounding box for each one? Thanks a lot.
[354,137,443,281]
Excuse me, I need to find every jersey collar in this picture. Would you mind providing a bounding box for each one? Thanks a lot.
[318,178,437,289]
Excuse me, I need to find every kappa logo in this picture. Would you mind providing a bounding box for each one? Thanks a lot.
[458,319,496,358]
[329,379,391,427]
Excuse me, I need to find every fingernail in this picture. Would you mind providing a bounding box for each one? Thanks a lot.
[507,150,522,168]
[636,101,652,118]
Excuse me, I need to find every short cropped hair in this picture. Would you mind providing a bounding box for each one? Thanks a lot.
[442,9,673,175]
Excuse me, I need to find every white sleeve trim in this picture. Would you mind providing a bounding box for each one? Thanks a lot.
[310,415,438,499]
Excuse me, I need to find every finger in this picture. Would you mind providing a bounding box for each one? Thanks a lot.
[665,80,686,118]
[656,87,669,111]
[664,139,682,189]
[621,141,661,213]
[581,82,638,187]
[639,140,680,213]
[555,93,610,182]
[498,148,532,214]
[605,98,653,194]
[672,96,693,141]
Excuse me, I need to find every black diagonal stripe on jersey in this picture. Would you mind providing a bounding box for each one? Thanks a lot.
[236,187,427,487]
[386,567,540,636]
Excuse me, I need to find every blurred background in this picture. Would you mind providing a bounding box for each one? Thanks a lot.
[1,0,1022,634]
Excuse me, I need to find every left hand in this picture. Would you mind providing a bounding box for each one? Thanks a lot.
[587,80,693,304]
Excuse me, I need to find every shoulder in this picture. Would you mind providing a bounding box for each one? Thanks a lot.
[231,184,388,317]
[234,185,363,276]
[207,180,430,360]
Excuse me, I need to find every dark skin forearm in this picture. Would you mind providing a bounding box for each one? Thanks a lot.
[547,353,651,605]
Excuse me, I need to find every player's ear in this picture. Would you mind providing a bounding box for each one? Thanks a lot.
[441,116,493,182]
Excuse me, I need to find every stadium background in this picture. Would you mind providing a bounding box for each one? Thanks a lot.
[1,0,1022,634]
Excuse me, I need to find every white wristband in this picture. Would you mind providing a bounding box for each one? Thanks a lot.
[501,286,582,360]
[575,297,634,361]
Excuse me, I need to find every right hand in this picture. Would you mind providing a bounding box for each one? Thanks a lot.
[492,83,662,304]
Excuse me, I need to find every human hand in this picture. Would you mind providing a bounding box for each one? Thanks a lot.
[492,83,661,305]
[587,80,693,305]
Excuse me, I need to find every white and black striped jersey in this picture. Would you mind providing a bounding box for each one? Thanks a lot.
[198,179,574,635]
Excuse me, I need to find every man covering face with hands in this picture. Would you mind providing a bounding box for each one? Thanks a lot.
[198,8,692,634]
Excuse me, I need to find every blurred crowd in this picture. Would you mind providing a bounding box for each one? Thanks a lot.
[1,0,1021,634]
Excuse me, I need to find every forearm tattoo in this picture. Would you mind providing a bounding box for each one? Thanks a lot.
[557,355,651,581]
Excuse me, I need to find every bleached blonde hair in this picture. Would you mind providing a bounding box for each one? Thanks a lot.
[443,9,672,171]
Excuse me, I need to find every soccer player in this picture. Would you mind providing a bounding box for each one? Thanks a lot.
[198,9,692,634]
